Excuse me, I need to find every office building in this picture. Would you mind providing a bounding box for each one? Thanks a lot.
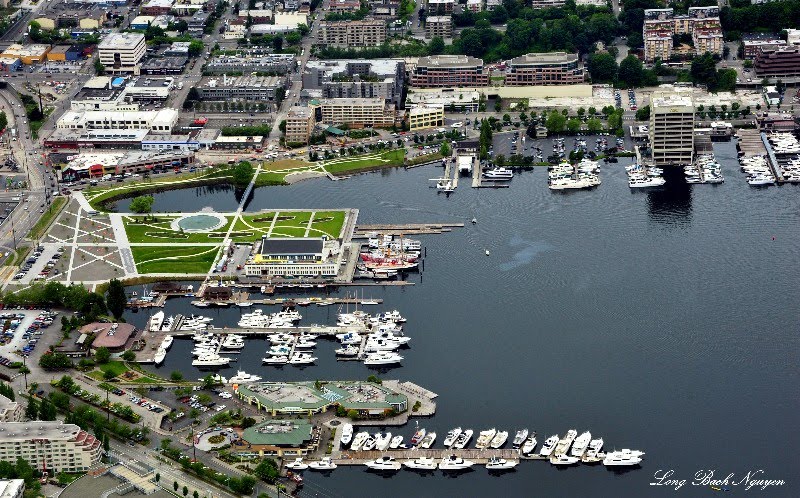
[317,19,387,48]
[205,53,296,75]
[754,46,800,77]
[317,98,395,128]
[98,32,147,74]
[409,105,444,131]
[285,107,316,145]
[741,34,785,60]
[649,93,695,166]
[410,55,489,88]
[0,422,103,473]
[506,52,586,85]
[303,59,405,107]
[56,108,179,133]
[425,16,452,39]
[196,75,286,103]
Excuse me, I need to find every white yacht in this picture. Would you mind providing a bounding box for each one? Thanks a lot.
[584,438,604,461]
[351,432,369,451]
[512,429,529,448]
[571,431,592,457]
[294,339,317,349]
[160,335,174,351]
[443,427,462,447]
[375,310,407,323]
[335,345,359,356]
[389,435,404,449]
[340,424,353,446]
[221,335,245,349]
[308,457,337,470]
[149,311,165,332]
[268,333,294,344]
[153,347,167,366]
[485,457,518,470]
[266,345,292,357]
[375,432,392,451]
[489,430,508,449]
[540,435,559,456]
[192,355,230,367]
[337,332,362,345]
[521,436,538,455]
[438,455,474,471]
[418,432,436,449]
[364,339,402,352]
[262,355,288,365]
[364,456,401,471]
[227,370,262,384]
[403,457,437,471]
[483,167,514,180]
[363,352,403,366]
[362,435,376,451]
[603,449,643,466]
[288,353,317,365]
[475,429,496,449]
[629,176,665,188]
[452,429,473,449]
[554,429,578,455]
[550,454,580,466]
[285,458,308,470]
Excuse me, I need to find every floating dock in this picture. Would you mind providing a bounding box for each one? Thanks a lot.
[353,223,464,237]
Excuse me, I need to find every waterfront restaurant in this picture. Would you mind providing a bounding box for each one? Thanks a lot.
[238,420,317,457]
[244,236,339,277]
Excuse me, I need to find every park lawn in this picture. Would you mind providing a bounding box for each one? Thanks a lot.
[275,210,313,229]
[255,172,290,186]
[99,361,128,378]
[122,215,232,244]
[262,159,312,171]
[308,211,346,238]
[269,226,309,238]
[131,245,219,274]
[324,149,405,175]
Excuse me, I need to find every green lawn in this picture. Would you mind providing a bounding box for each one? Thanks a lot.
[308,211,346,238]
[131,245,219,274]
[268,226,308,238]
[98,361,128,378]
[122,215,231,244]
[324,149,405,175]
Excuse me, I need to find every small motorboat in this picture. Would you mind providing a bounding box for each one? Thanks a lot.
[285,458,308,470]
[485,457,518,471]
[308,457,337,470]
[443,427,462,447]
[389,435,404,449]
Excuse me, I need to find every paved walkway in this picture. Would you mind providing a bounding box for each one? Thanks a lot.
[109,213,137,276]
[73,192,94,212]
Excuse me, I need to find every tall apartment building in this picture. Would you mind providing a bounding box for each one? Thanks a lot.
[98,32,146,74]
[425,16,452,39]
[643,7,723,62]
[0,394,22,423]
[0,422,103,473]
[426,0,455,14]
[649,93,695,167]
[317,98,395,128]
[410,55,489,88]
[285,107,316,144]
[754,46,800,77]
[302,60,405,107]
[505,52,586,86]
[317,19,387,48]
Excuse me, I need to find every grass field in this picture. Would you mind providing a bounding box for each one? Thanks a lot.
[122,215,231,244]
[231,210,346,242]
[324,149,405,175]
[131,245,219,274]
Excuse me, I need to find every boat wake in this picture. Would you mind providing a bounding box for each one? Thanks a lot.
[498,237,554,271]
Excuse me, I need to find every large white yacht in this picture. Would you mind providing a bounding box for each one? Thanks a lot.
[288,353,317,365]
[489,430,508,449]
[571,431,592,457]
[160,335,174,351]
[512,428,529,448]
[603,449,644,466]
[629,176,665,188]
[149,311,165,332]
[153,347,166,366]
[375,432,392,451]
[539,435,559,456]
[521,435,538,455]
[221,334,245,349]
[340,424,353,446]
[554,429,578,455]
[262,355,288,365]
[363,352,403,365]
[452,429,473,449]
[475,429,496,449]
[443,427,462,447]
[285,458,308,470]
[485,457,518,470]
[550,454,581,466]
[350,432,369,451]
[308,457,337,470]
[227,370,262,383]
[192,354,230,367]
[483,167,514,180]
[438,455,474,470]
[403,457,437,471]
[364,456,401,471]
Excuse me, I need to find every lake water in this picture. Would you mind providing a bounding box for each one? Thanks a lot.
[123,140,800,497]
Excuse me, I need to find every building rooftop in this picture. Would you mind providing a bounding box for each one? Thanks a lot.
[0,422,82,442]
[416,54,484,68]
[305,59,403,77]
[237,381,408,412]
[510,51,578,65]
[318,97,385,106]
[287,107,312,118]
[85,322,138,349]
[99,32,145,50]
[426,16,452,23]
[200,75,283,88]
[261,237,324,255]
[651,92,694,109]
[1,44,50,57]
[242,420,312,447]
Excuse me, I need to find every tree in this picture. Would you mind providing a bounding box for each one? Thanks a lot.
[588,53,618,83]
[129,195,154,214]
[188,40,204,57]
[546,111,566,133]
[39,352,72,370]
[25,398,39,420]
[121,350,136,361]
[567,118,582,133]
[39,399,57,421]
[254,458,279,483]
[587,118,602,133]
[347,409,359,420]
[193,492,199,498]
[183,485,189,497]
[428,36,445,55]
[174,481,179,492]
[232,161,255,187]
[690,53,718,89]
[95,346,111,364]
[439,142,450,157]
[170,371,184,382]
[618,55,644,88]
[635,105,651,121]
[94,57,105,76]
[105,279,126,319]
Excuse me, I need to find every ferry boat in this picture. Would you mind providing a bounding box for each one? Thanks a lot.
[443,427,462,447]
[550,454,580,466]
[438,455,474,471]
[482,167,514,180]
[308,457,337,470]
[521,435,537,455]
[489,430,508,449]
[485,457,518,470]
[403,457,437,471]
[571,431,592,457]
[227,370,262,384]
[410,428,426,446]
[512,429,529,448]
[285,458,308,470]
[418,432,436,449]
[351,432,370,451]
[539,435,559,456]
[475,429,496,449]
[340,424,353,446]
[153,347,166,366]
[554,429,578,455]
[149,311,165,332]
[452,429,473,449]
[603,449,643,466]
[363,352,403,365]
[364,456,401,471]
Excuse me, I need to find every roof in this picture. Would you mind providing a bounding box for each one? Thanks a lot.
[261,237,324,255]
[85,322,137,349]
[242,420,312,447]
[416,54,484,68]
[510,52,578,66]
[98,32,145,50]
[326,126,345,135]
[0,422,82,442]
[652,92,694,109]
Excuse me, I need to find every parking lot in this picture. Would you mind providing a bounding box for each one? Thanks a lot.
[14,244,65,284]
[0,309,58,363]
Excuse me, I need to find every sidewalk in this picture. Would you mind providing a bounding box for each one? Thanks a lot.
[72,192,94,212]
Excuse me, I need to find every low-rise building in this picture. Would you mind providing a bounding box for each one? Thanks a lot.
[0,394,22,423]
[531,0,565,8]
[425,16,452,39]
[141,0,174,15]
[410,55,489,88]
[240,420,317,457]
[44,129,150,150]
[466,0,482,12]
[285,107,316,145]
[244,237,341,277]
[409,105,444,131]
[196,75,286,103]
[213,136,265,149]
[224,20,248,40]
[60,150,195,179]
[98,32,147,74]
[238,9,273,23]
[317,19,387,48]
[187,10,210,35]
[0,422,103,473]
[0,44,50,65]
[0,57,22,72]
[754,46,800,77]
[86,322,140,354]
[426,0,455,14]
[506,52,586,86]
[140,56,188,75]
[273,12,308,28]
[329,0,362,13]
[406,90,481,112]
[56,108,179,134]
[741,34,785,59]
[317,97,395,128]
[47,45,83,62]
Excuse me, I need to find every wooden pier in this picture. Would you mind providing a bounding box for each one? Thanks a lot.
[335,448,520,465]
[353,223,464,237]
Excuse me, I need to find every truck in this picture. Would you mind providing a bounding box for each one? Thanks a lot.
[10,128,16,139]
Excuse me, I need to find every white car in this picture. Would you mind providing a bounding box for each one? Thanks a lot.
[451,122,463,128]
[215,404,227,412]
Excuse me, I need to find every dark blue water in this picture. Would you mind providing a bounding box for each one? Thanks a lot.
[124,140,800,497]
